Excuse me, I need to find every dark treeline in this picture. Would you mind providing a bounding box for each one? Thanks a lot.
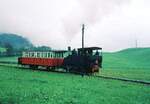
[0,33,51,57]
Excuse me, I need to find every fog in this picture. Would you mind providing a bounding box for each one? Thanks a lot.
[0,0,150,51]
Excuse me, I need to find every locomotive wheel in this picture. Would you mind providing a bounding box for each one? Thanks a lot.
[30,65,38,70]
[65,66,71,72]
[46,66,51,71]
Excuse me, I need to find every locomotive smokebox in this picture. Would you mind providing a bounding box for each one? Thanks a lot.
[68,46,71,51]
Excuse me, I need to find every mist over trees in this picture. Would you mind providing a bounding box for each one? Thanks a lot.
[0,33,33,56]
[0,33,33,49]
[0,33,52,56]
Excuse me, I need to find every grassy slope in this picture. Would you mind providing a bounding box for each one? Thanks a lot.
[103,48,150,69]
[0,66,150,104]
[101,48,150,81]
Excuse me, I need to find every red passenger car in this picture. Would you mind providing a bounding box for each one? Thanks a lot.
[18,50,71,69]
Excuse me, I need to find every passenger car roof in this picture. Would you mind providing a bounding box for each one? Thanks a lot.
[23,50,68,53]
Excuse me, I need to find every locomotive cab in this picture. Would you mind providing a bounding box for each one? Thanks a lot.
[78,47,102,56]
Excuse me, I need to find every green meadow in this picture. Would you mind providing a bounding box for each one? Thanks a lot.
[103,48,150,69]
[0,47,6,53]
[100,48,150,81]
[0,56,18,63]
[0,66,150,104]
[0,48,150,104]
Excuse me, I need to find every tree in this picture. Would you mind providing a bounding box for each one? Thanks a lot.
[4,43,14,56]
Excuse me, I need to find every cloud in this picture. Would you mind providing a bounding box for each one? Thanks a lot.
[0,0,149,51]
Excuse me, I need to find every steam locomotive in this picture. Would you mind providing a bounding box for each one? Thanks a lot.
[18,46,102,74]
[18,24,103,74]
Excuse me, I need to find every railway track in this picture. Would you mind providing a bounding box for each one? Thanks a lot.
[94,75,150,85]
[0,62,150,85]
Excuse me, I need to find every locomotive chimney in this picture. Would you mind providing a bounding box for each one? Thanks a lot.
[68,46,71,51]
[82,24,85,49]
[68,46,71,55]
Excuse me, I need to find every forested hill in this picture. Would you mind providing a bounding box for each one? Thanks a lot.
[0,33,33,50]
[103,48,150,69]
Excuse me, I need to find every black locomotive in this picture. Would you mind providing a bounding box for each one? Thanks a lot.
[63,47,102,74]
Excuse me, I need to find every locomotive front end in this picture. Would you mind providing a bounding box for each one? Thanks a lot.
[90,49,102,73]
[78,47,102,74]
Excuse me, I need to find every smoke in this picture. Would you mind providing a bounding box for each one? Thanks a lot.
[62,0,129,39]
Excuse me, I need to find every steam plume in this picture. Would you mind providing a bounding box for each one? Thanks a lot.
[62,0,129,39]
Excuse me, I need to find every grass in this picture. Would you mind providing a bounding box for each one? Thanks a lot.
[0,48,150,103]
[103,48,150,69]
[100,68,150,81]
[0,56,18,62]
[100,48,150,81]
[0,66,150,104]
[0,47,6,52]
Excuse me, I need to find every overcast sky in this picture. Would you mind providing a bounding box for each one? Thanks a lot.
[0,0,150,51]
